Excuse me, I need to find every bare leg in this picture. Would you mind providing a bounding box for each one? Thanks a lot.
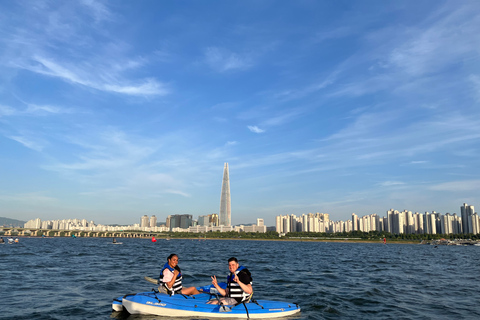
[181,286,200,295]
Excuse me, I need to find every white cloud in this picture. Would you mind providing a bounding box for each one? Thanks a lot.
[247,125,265,133]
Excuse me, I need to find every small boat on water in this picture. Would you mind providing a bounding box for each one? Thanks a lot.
[112,282,300,318]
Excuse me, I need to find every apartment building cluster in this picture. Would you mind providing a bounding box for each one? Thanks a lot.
[276,203,479,235]
[24,218,142,232]
[140,214,266,233]
[23,215,266,233]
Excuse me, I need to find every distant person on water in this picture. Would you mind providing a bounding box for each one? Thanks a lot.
[209,257,253,306]
[0,237,4,243]
[112,238,117,243]
[158,254,200,296]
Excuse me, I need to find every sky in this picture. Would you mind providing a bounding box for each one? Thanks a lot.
[1,0,480,226]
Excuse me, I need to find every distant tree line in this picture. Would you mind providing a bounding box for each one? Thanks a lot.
[284,230,480,241]
[160,230,480,241]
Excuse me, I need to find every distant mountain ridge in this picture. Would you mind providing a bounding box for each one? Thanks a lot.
[0,217,26,227]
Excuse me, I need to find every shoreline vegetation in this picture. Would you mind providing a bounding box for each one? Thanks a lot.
[3,230,479,244]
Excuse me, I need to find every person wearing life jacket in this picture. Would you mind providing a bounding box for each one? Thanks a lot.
[158,253,200,296]
[209,257,253,306]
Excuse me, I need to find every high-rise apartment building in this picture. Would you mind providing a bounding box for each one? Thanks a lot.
[198,215,209,226]
[167,214,193,230]
[352,213,358,231]
[140,215,149,228]
[461,203,475,234]
[219,162,231,226]
[150,215,157,228]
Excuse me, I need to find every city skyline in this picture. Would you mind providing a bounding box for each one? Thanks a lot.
[276,203,479,236]
[17,201,478,231]
[19,202,477,237]
[1,1,480,226]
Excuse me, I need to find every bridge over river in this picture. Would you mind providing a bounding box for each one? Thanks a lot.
[0,227,166,239]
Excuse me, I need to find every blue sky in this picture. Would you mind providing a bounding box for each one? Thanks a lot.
[1,0,480,226]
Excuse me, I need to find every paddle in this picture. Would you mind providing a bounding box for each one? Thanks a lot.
[144,276,159,285]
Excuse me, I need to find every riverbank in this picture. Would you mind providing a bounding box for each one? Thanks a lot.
[4,235,421,244]
[164,237,422,244]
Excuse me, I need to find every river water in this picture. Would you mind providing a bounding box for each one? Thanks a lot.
[1,237,479,319]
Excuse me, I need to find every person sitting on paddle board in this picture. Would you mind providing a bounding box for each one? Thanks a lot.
[209,257,253,306]
[158,253,200,296]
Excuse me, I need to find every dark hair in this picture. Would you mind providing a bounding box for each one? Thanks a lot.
[167,253,178,261]
[228,257,238,263]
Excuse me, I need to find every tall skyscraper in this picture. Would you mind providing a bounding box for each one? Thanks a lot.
[219,162,231,226]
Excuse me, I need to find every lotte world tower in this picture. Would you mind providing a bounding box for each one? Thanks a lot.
[219,162,231,226]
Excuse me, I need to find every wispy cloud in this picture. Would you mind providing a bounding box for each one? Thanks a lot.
[0,103,75,119]
[0,192,57,203]
[165,189,191,197]
[378,181,405,187]
[270,69,340,102]
[204,47,252,72]
[80,0,113,23]
[50,128,157,172]
[429,180,480,192]
[247,125,265,133]
[386,4,480,77]
[261,109,303,127]
[8,135,45,151]
[410,161,428,164]
[469,75,480,102]
[17,56,168,96]
[0,105,16,117]
[1,1,168,98]
[25,104,75,115]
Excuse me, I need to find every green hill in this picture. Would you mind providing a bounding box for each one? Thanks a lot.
[0,217,26,227]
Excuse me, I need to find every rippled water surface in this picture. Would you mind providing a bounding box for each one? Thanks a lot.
[1,238,479,319]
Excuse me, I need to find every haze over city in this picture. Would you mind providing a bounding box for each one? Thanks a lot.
[1,1,479,226]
